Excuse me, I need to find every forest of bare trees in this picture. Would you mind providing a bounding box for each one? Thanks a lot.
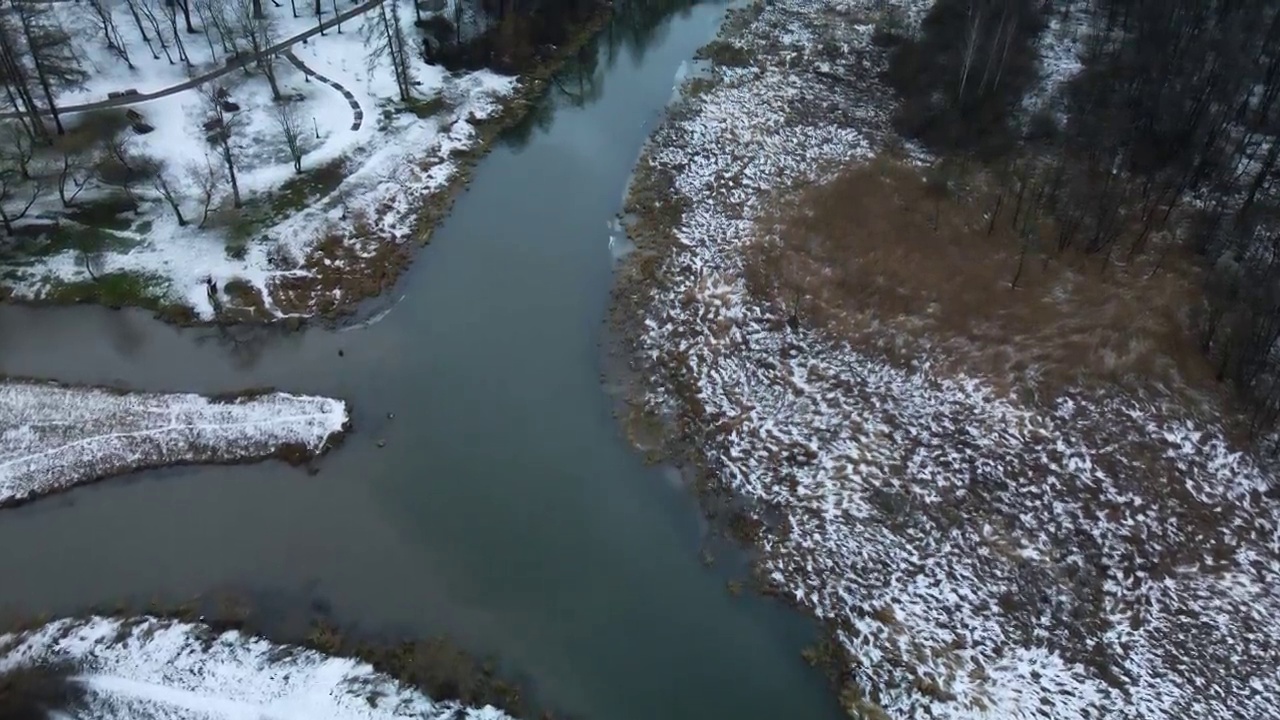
[882,0,1280,437]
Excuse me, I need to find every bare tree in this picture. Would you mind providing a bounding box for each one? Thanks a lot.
[160,0,193,66]
[85,0,134,68]
[79,243,103,281]
[152,169,187,226]
[137,0,176,64]
[272,100,305,173]
[363,0,413,101]
[958,0,983,104]
[96,128,160,204]
[10,1,88,137]
[201,83,242,208]
[194,0,235,55]
[56,147,94,207]
[185,154,224,228]
[103,130,135,175]
[0,122,35,178]
[0,167,42,236]
[0,81,38,142]
[232,0,282,99]
[173,0,197,33]
[190,0,219,59]
[121,0,161,59]
[0,10,53,142]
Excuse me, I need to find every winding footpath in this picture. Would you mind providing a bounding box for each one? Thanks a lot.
[284,50,364,131]
[0,0,384,119]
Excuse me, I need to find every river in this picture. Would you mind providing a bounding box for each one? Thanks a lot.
[0,3,844,718]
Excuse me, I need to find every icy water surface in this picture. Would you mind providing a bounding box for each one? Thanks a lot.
[0,3,844,718]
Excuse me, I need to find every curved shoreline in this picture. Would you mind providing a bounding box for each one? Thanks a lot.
[609,0,1280,717]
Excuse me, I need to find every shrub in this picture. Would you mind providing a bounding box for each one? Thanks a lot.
[0,662,87,719]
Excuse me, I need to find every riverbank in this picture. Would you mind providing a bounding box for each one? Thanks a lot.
[0,615,518,719]
[0,380,348,508]
[614,0,1280,717]
[0,2,612,326]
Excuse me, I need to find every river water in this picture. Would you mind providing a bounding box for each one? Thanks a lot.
[0,3,843,718]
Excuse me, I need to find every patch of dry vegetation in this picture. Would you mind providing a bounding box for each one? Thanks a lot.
[745,158,1225,411]
[0,661,86,720]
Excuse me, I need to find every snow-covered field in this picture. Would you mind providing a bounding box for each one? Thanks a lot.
[0,380,348,507]
[0,616,515,720]
[618,1,1280,717]
[1,0,516,320]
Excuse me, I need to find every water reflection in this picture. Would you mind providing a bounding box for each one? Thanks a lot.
[501,0,704,148]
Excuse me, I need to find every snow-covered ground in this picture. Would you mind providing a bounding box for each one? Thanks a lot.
[1,0,516,320]
[0,616,515,720]
[0,380,348,507]
[618,1,1280,717]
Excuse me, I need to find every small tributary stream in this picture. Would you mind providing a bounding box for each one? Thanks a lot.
[0,4,845,718]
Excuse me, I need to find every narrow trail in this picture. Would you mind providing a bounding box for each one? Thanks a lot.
[0,0,384,119]
[283,50,364,131]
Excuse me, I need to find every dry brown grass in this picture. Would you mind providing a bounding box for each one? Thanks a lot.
[745,158,1224,408]
[0,661,86,720]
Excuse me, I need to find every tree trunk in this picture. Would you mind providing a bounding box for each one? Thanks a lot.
[167,199,187,225]
[1,80,36,140]
[0,28,47,140]
[222,141,241,207]
[28,58,64,136]
[58,155,72,206]
[260,57,282,99]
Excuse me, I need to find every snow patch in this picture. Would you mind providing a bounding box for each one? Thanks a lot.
[0,381,348,506]
[0,616,516,720]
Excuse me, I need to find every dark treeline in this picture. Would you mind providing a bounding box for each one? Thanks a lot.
[0,661,87,720]
[419,0,605,72]
[885,0,1047,157]
[885,0,1280,435]
[422,0,696,73]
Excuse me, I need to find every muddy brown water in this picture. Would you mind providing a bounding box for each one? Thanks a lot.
[0,4,845,718]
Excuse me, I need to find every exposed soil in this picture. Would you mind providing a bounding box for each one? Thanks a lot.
[744,159,1231,415]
